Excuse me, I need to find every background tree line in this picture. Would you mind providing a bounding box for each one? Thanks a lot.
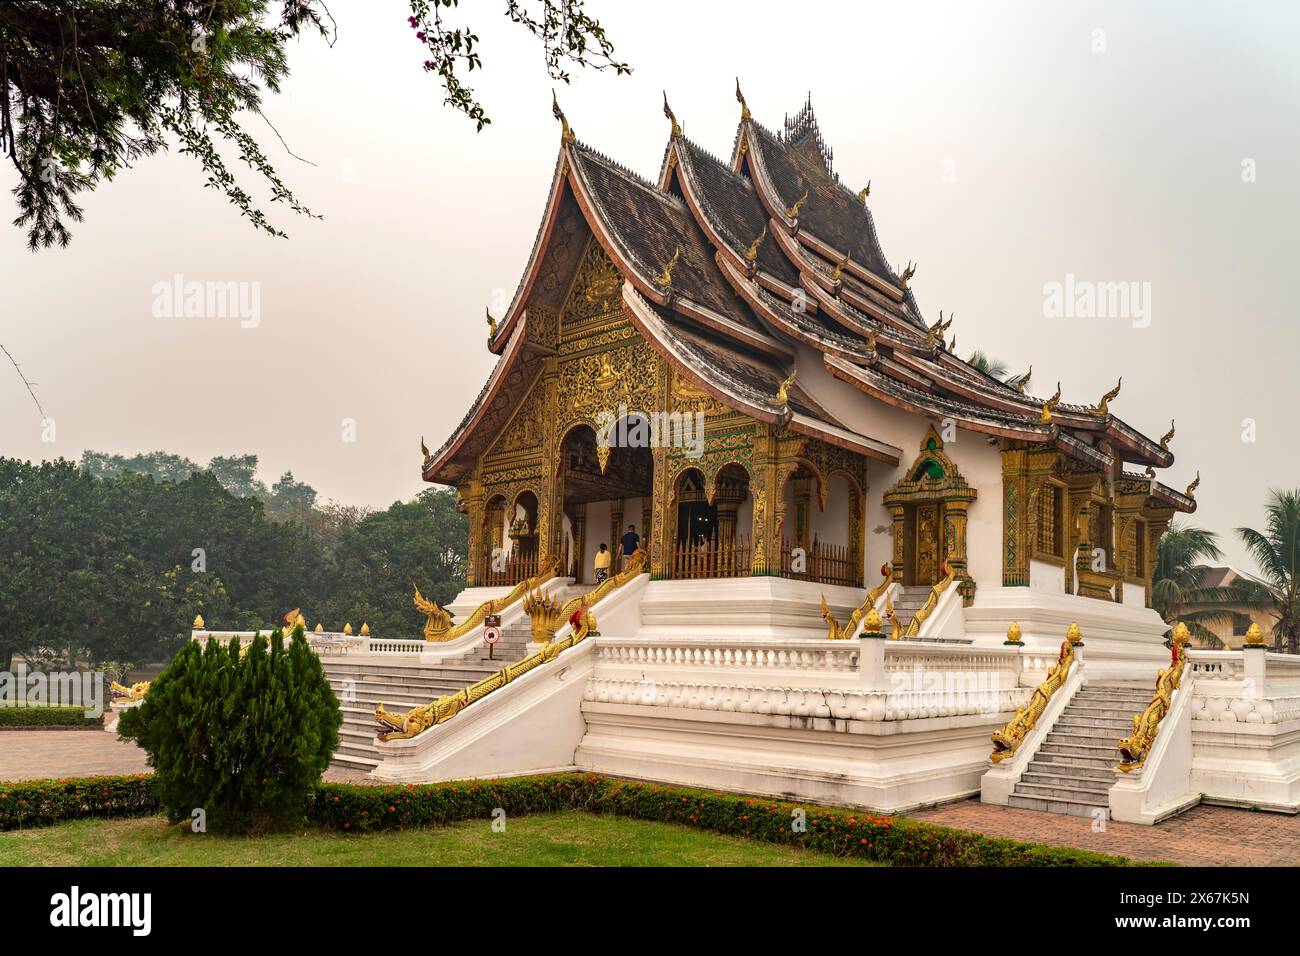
[0,453,466,672]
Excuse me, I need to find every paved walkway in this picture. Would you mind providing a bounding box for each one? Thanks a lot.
[0,730,149,781]
[6,733,1297,866]
[906,797,1300,866]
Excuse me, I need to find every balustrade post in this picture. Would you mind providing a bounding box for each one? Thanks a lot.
[857,606,888,692]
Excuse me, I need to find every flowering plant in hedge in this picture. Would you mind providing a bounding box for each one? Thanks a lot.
[0,706,101,727]
[118,626,341,835]
[0,775,158,830]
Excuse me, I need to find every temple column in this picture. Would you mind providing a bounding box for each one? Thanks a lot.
[887,504,906,584]
[944,498,973,604]
[611,499,624,564]
[461,476,485,587]
[571,503,587,583]
[792,476,812,551]
[1000,448,1032,588]
[650,447,670,578]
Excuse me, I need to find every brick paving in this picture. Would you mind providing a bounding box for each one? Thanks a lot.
[906,797,1300,866]
[5,732,1296,865]
[0,729,149,781]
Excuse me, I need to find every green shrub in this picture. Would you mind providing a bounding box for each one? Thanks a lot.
[0,706,101,728]
[0,775,158,830]
[118,627,340,834]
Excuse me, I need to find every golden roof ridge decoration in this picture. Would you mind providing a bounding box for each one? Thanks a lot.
[655,246,681,288]
[1160,419,1175,450]
[421,436,431,461]
[776,368,797,407]
[485,307,497,340]
[1040,381,1062,424]
[744,223,767,264]
[857,181,871,203]
[897,260,916,289]
[551,89,574,144]
[786,189,809,220]
[735,78,751,121]
[662,91,682,139]
[1093,377,1122,416]
[1014,365,1032,394]
[830,254,849,284]
[1185,471,1200,498]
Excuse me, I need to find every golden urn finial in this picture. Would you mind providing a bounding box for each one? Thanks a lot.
[1040,381,1062,424]
[662,91,682,139]
[193,613,205,629]
[786,189,809,220]
[1245,622,1264,646]
[314,622,323,633]
[1160,419,1175,450]
[1094,377,1122,416]
[863,605,884,635]
[1066,621,1083,645]
[360,622,370,636]
[655,246,681,288]
[1006,621,1023,644]
[295,613,306,629]
[1185,471,1200,498]
[343,622,353,635]
[735,78,751,121]
[551,89,574,144]
[1171,622,1190,645]
[857,181,871,202]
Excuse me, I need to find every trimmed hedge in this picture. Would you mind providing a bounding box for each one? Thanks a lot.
[309,774,1137,866]
[0,775,158,830]
[1,772,1140,866]
[0,706,102,728]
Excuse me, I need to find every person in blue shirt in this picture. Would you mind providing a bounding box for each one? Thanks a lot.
[618,524,640,568]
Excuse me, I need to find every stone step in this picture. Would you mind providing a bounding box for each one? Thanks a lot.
[1059,704,1144,720]
[1014,780,1111,802]
[1008,794,1109,819]
[1036,745,1119,769]
[1026,759,1116,780]
[1054,719,1131,736]
[1021,766,1115,788]
[1043,733,1122,752]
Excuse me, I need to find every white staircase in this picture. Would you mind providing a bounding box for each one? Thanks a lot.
[1006,683,1148,818]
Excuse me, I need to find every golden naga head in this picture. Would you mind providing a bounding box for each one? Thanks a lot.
[663,91,682,139]
[1040,381,1062,424]
[655,246,681,288]
[897,260,917,289]
[786,189,809,220]
[776,368,797,407]
[744,224,767,264]
[1093,377,1122,416]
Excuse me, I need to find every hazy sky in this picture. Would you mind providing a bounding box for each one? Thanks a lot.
[2,0,1297,572]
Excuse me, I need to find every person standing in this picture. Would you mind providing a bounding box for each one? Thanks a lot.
[619,523,641,569]
[593,543,611,584]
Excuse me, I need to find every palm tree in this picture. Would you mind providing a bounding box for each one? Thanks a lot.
[966,350,1009,380]
[1237,489,1300,653]
[1152,522,1263,646]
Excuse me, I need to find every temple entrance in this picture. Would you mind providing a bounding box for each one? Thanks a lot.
[883,426,977,596]
[775,463,860,588]
[667,465,751,579]
[559,421,653,584]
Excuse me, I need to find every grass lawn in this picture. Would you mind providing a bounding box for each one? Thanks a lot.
[0,811,879,867]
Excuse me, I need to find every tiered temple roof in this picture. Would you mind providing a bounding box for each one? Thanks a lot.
[425,89,1193,513]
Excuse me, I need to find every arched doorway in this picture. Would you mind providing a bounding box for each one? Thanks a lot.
[559,420,653,584]
[667,463,751,578]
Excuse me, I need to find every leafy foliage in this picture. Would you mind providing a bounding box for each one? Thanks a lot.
[2,0,626,247]
[0,774,158,830]
[1152,521,1269,647]
[0,704,100,727]
[117,628,341,835]
[1237,489,1300,653]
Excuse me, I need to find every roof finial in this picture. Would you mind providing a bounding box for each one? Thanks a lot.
[655,246,681,288]
[865,330,878,355]
[662,91,681,139]
[485,306,497,340]
[1014,365,1032,394]
[1040,382,1062,424]
[421,436,430,461]
[1185,471,1200,498]
[735,78,751,121]
[744,223,767,264]
[776,368,797,406]
[830,253,849,283]
[1160,419,1175,450]
[857,181,871,203]
[786,189,809,220]
[551,89,574,144]
[1094,376,1122,416]
[898,260,916,289]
